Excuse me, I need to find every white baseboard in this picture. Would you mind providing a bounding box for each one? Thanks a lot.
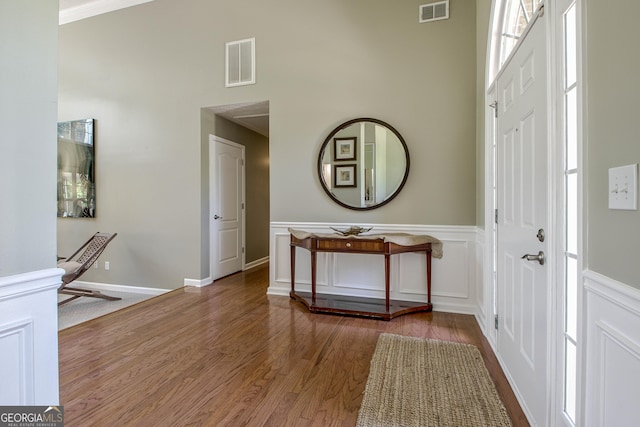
[266,287,289,297]
[183,277,212,288]
[184,257,269,288]
[70,280,170,295]
[245,256,269,270]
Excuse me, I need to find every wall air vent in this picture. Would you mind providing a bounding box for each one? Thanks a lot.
[419,0,449,23]
[226,38,256,87]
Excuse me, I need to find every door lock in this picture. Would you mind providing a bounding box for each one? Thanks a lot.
[521,251,545,265]
[537,228,545,242]
[214,215,222,220]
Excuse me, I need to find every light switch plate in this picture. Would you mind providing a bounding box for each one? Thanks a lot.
[608,164,638,210]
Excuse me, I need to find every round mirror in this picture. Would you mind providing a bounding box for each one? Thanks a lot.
[317,118,410,210]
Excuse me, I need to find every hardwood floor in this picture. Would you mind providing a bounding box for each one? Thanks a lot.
[58,263,529,426]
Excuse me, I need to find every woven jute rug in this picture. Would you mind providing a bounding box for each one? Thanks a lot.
[356,333,512,427]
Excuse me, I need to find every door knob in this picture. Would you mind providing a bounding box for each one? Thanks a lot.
[521,251,545,265]
[214,215,222,220]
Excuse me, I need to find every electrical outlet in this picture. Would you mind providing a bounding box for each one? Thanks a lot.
[609,164,638,210]
[105,261,110,270]
[93,261,98,269]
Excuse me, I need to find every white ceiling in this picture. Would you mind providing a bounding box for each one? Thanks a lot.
[208,101,270,138]
[59,0,155,24]
[59,0,270,137]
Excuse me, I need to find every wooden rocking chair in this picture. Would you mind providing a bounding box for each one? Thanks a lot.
[57,232,121,306]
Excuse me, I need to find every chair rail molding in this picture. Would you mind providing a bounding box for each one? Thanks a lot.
[269,221,481,316]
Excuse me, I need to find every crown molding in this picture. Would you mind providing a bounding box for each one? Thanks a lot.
[59,0,155,25]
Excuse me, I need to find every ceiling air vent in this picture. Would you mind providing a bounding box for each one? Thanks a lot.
[419,0,449,23]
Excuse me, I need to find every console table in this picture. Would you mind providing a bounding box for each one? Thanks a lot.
[289,229,442,321]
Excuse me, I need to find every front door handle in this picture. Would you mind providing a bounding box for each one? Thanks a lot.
[521,251,545,265]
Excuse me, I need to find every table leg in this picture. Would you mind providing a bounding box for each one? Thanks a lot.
[290,244,296,295]
[385,253,390,313]
[311,250,317,307]
[426,250,432,304]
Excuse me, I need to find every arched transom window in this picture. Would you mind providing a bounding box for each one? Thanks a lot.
[489,0,544,81]
[500,0,544,65]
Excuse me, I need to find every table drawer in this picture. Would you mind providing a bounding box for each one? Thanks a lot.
[316,239,384,253]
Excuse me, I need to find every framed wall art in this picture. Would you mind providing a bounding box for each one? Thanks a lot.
[57,118,96,218]
[334,164,357,187]
[333,137,357,161]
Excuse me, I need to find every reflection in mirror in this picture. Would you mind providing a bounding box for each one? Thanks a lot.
[318,118,409,210]
[57,118,96,218]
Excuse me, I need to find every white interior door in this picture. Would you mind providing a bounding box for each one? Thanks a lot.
[210,135,244,280]
[496,13,549,426]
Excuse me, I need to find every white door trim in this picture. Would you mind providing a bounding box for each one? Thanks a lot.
[484,4,559,426]
[209,134,246,281]
[550,1,585,425]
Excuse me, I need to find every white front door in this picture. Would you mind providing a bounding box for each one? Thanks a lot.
[496,13,549,426]
[210,135,244,280]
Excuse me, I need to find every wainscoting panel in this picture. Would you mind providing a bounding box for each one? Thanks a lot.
[474,231,487,333]
[0,319,34,405]
[273,232,293,284]
[0,268,61,405]
[396,252,429,295]
[583,270,640,427]
[430,239,469,299]
[334,253,386,292]
[290,252,329,288]
[269,222,479,314]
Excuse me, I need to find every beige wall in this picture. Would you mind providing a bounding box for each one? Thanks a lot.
[58,0,481,289]
[268,0,478,224]
[585,0,640,288]
[1,0,58,277]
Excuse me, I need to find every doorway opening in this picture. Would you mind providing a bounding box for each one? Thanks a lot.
[201,101,270,282]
